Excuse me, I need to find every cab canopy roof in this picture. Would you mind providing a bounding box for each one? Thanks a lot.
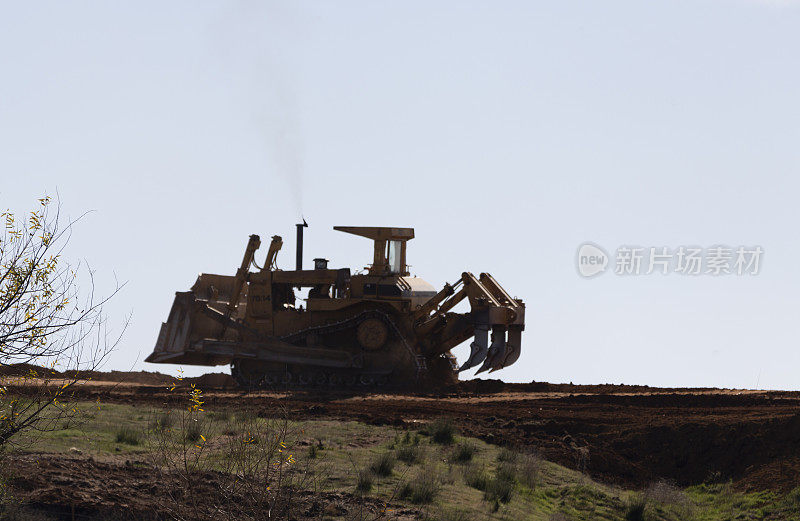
[333,226,414,241]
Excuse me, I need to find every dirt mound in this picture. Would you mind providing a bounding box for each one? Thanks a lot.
[74,370,175,385]
[0,363,61,377]
[189,372,236,389]
[0,363,176,385]
[458,378,506,394]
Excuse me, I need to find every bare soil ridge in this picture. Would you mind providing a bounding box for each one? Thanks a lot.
[3,364,798,492]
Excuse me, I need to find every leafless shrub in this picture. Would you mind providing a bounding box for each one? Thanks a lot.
[0,196,126,446]
[573,445,590,472]
[147,385,319,520]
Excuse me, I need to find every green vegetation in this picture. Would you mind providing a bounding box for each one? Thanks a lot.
[356,468,373,493]
[8,402,800,520]
[396,443,423,464]
[149,410,174,431]
[400,470,440,504]
[369,451,395,477]
[427,418,457,445]
[114,426,141,446]
[452,442,477,463]
[624,494,646,521]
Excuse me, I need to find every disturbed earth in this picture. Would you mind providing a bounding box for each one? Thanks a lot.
[5,368,799,495]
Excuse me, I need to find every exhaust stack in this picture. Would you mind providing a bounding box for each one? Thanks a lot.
[296,219,308,271]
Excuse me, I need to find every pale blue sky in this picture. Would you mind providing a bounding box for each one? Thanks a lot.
[1,1,798,389]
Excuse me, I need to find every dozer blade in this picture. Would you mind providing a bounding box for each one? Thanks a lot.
[476,326,507,374]
[488,326,522,372]
[458,325,489,371]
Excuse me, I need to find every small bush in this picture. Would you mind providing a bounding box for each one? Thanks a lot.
[356,469,373,493]
[396,444,423,464]
[463,463,489,491]
[625,494,647,521]
[497,447,519,463]
[308,444,318,459]
[115,426,141,445]
[429,418,457,445]
[451,442,477,463]
[369,452,396,477]
[399,472,440,504]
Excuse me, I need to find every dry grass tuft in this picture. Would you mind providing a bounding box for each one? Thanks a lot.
[369,452,396,477]
[399,470,440,504]
[114,426,141,445]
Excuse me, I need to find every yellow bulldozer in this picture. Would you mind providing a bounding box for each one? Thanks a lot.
[145,225,525,388]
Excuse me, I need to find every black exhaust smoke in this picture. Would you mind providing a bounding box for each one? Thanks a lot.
[296,219,308,270]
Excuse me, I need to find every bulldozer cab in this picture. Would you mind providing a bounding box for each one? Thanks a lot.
[333,227,413,276]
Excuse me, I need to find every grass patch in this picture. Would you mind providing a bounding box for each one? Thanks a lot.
[307,444,320,459]
[356,469,373,493]
[518,453,540,489]
[431,507,469,521]
[463,463,489,491]
[207,410,231,422]
[497,447,519,463]
[451,442,477,463]
[11,399,800,521]
[625,494,647,521]
[787,486,800,506]
[369,452,395,477]
[484,474,514,504]
[114,426,140,446]
[496,462,517,483]
[396,444,423,464]
[399,471,440,504]
[148,411,174,432]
